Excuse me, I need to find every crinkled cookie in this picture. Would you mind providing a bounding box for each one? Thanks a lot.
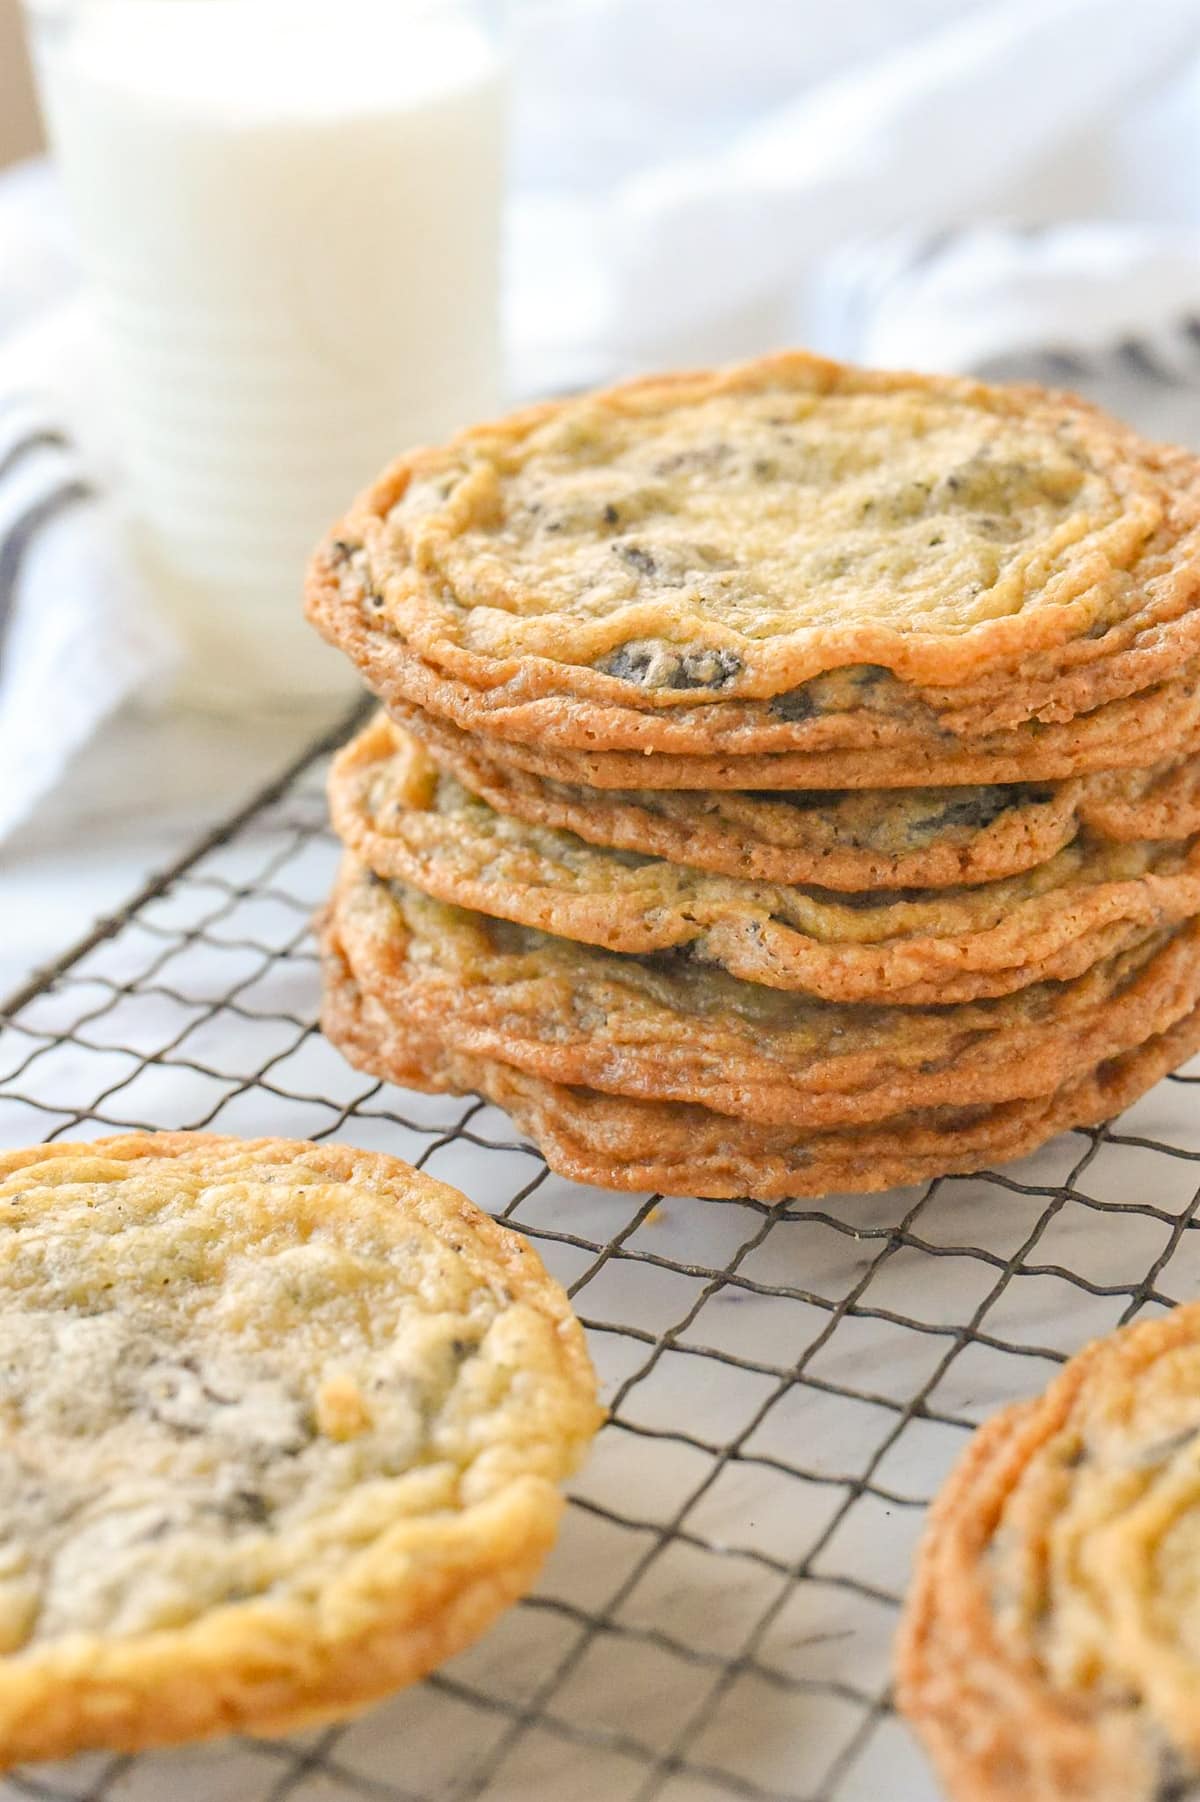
[307,351,1200,766]
[330,716,1200,1006]
[321,912,1200,1202]
[0,1134,599,1765]
[330,857,1200,1129]
[898,1301,1200,1801]
[356,710,1200,889]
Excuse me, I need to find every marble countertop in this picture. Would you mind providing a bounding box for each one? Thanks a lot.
[0,697,350,1005]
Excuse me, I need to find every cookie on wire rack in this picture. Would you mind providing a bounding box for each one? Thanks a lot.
[328,858,1200,1128]
[321,918,1200,1202]
[384,676,1200,794]
[328,715,1200,1007]
[897,1301,1200,1802]
[376,710,1200,891]
[0,1134,600,1766]
[306,351,1200,768]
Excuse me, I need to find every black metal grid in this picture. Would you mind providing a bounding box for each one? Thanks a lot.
[3,697,1200,1802]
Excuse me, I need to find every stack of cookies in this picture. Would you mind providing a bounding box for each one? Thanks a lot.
[307,352,1200,1201]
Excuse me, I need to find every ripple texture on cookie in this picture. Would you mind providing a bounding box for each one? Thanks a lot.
[382,710,1200,890]
[308,350,1200,1201]
[329,715,1200,1007]
[306,352,1200,782]
[0,1135,600,1765]
[896,1302,1200,1801]
[321,924,1200,1201]
[328,857,1200,1128]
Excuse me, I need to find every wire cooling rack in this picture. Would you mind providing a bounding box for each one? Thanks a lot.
[4,697,1200,1802]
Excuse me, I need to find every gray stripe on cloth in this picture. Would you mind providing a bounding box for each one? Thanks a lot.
[0,478,94,673]
[0,430,70,484]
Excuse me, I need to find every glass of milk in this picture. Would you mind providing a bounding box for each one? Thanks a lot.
[23,0,507,706]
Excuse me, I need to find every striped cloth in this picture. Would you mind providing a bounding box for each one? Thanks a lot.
[0,388,175,845]
[0,163,174,846]
[0,405,91,662]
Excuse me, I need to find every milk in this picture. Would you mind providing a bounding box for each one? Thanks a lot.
[28,0,506,703]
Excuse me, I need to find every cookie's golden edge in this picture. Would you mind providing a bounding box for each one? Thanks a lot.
[892,1312,1200,1801]
[325,711,1200,1010]
[306,539,1200,774]
[329,855,1200,1129]
[319,923,1200,1201]
[356,708,1094,890]
[0,1134,601,1768]
[385,680,1200,792]
[339,708,1200,891]
[305,349,1200,710]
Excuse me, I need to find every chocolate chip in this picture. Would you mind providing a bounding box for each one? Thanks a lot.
[667,648,742,691]
[601,641,741,691]
[917,789,1021,836]
[228,1489,270,1525]
[602,643,658,685]
[1155,1753,1200,1801]
[603,504,619,526]
[770,686,818,723]
[617,544,659,578]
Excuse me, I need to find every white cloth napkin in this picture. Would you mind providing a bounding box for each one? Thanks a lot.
[0,161,175,846]
[4,0,1200,844]
[504,0,1200,387]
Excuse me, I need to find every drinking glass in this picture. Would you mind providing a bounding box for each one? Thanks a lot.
[23,0,507,704]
